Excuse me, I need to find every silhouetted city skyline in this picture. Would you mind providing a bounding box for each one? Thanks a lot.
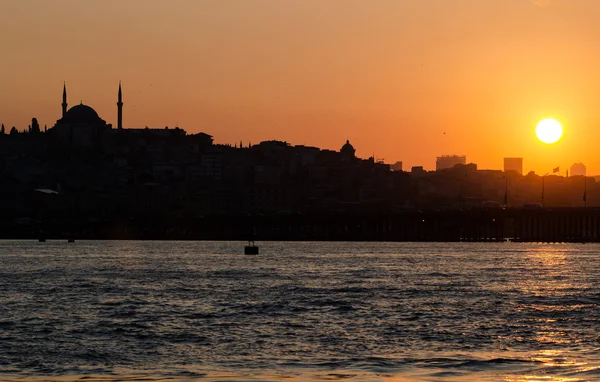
[0,83,591,176]
[0,83,598,242]
[3,3,600,382]
[3,1,600,175]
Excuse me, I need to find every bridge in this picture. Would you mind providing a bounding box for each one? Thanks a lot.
[4,207,600,242]
[245,207,600,242]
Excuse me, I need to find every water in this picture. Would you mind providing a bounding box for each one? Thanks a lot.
[0,241,599,381]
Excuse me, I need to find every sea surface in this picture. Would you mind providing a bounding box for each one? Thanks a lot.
[0,240,599,381]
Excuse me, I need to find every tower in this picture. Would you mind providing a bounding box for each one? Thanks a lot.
[504,157,523,175]
[62,82,68,118]
[117,82,123,130]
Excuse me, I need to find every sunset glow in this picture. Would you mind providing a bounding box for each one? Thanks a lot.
[2,2,600,381]
[1,1,600,174]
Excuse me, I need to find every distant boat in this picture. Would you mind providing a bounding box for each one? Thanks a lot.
[38,238,46,242]
[68,238,75,243]
[244,241,259,255]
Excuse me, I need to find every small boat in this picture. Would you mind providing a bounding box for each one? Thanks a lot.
[67,238,75,243]
[38,238,46,242]
[244,240,259,255]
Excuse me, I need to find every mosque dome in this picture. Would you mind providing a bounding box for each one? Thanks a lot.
[63,104,102,124]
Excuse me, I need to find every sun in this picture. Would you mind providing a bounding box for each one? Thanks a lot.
[536,118,563,144]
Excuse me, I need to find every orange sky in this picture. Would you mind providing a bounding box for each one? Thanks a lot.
[1,0,600,173]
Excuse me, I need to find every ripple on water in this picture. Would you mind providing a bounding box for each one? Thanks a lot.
[0,241,598,381]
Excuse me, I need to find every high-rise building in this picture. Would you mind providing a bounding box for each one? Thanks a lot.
[436,155,466,171]
[570,162,586,177]
[391,161,403,171]
[504,157,523,174]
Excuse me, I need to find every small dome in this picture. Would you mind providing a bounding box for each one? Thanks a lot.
[341,139,355,157]
[63,104,101,124]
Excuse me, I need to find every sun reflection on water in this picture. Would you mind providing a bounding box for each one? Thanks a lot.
[518,248,571,297]
[1,241,599,382]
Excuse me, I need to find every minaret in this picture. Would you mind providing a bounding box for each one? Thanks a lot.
[62,82,68,118]
[117,81,123,130]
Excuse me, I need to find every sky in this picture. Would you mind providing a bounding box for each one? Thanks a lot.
[1,0,600,173]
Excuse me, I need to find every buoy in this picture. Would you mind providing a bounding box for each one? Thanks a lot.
[244,241,259,255]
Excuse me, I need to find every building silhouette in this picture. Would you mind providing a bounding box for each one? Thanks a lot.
[391,161,403,172]
[340,140,356,161]
[2,83,600,241]
[0,83,413,223]
[504,157,523,174]
[436,155,466,171]
[570,162,586,177]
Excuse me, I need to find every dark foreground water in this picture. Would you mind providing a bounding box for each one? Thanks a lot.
[0,241,599,381]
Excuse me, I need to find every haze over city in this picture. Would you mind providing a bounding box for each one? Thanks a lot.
[2,0,600,173]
